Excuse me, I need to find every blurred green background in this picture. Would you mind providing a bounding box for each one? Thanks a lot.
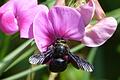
[0,0,120,80]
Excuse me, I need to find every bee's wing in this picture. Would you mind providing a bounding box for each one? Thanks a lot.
[68,53,94,72]
[29,54,45,64]
[29,52,52,64]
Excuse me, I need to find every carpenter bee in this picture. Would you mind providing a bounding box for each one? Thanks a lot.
[29,39,93,72]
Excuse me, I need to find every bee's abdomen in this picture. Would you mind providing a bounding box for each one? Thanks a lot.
[49,58,67,72]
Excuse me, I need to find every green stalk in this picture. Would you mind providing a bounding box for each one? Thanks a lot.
[0,36,11,59]
[2,65,46,80]
[70,44,85,52]
[0,39,33,75]
[5,47,35,71]
[107,8,120,19]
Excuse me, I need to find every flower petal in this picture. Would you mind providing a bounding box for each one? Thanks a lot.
[19,5,45,38]
[49,6,85,41]
[0,10,18,34]
[93,0,106,20]
[0,0,37,35]
[81,17,117,47]
[0,1,18,34]
[0,1,15,13]
[77,0,95,26]
[13,0,37,12]
[33,6,55,52]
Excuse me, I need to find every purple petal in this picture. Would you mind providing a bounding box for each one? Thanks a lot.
[0,1,15,14]
[0,1,18,34]
[49,6,85,41]
[0,10,18,35]
[13,0,37,12]
[77,0,95,26]
[81,17,117,47]
[33,5,55,52]
[0,0,38,35]
[19,5,45,38]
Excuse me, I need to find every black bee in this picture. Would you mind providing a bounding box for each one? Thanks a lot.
[29,39,93,72]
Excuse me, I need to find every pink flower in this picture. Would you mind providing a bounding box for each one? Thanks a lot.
[32,0,95,52]
[81,0,117,47]
[0,0,41,38]
[32,0,117,53]
[81,17,117,47]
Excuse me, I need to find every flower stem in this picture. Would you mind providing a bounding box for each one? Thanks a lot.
[48,72,58,80]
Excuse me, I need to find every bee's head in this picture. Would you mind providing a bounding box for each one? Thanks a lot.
[56,38,66,44]
[54,38,68,48]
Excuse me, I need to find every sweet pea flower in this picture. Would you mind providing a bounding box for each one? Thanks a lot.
[80,0,117,47]
[0,0,41,38]
[32,0,95,52]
